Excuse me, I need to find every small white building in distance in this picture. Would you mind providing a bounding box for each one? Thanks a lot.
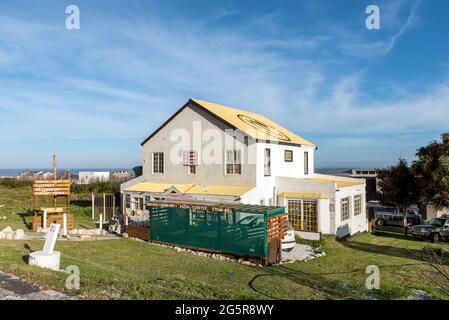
[78,172,110,184]
[121,99,368,238]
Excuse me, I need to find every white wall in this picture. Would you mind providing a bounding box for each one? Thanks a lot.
[334,184,368,237]
[252,142,316,205]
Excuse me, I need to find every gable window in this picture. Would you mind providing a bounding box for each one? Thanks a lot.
[153,152,164,173]
[226,150,241,174]
[183,150,198,175]
[284,150,293,162]
[264,148,271,176]
[354,194,362,216]
[341,197,350,221]
[304,151,309,175]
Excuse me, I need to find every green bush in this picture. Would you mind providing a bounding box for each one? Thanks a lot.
[0,178,32,188]
[71,181,121,194]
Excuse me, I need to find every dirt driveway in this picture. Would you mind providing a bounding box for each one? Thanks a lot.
[0,270,69,300]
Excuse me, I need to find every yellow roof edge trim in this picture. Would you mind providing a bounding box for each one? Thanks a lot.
[123,182,254,197]
[123,182,195,194]
[191,98,316,147]
[185,184,254,197]
[305,175,365,188]
[278,192,328,199]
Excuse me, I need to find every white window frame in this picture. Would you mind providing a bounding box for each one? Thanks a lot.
[188,165,196,175]
[304,151,309,175]
[152,152,164,174]
[287,198,318,232]
[264,148,271,176]
[354,194,362,216]
[284,149,293,162]
[341,197,350,221]
[225,149,242,175]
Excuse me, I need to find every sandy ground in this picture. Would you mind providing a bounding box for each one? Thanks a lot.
[0,270,69,300]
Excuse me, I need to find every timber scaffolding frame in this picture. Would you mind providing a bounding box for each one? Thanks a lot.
[31,155,73,231]
[125,199,288,265]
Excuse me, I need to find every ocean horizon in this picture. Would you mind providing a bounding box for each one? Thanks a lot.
[0,168,131,177]
[0,167,354,177]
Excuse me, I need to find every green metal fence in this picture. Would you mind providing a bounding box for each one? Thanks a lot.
[148,203,285,258]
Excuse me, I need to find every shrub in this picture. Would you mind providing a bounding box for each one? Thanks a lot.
[71,181,121,194]
[0,178,32,188]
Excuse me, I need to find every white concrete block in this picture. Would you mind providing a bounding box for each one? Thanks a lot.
[29,251,60,271]
[1,226,13,233]
[13,229,25,240]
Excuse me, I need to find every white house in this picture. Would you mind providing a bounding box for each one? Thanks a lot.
[121,99,368,237]
[78,171,110,184]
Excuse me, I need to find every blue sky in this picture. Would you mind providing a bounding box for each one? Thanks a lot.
[0,0,448,169]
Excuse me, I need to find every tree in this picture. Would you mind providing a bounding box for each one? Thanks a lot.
[377,159,419,212]
[413,133,449,208]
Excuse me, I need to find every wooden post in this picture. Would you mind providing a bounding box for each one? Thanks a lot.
[43,210,47,230]
[112,194,116,219]
[99,213,103,234]
[63,213,67,237]
[91,193,95,219]
[53,155,57,208]
[403,209,408,237]
[53,155,57,179]
[368,207,376,232]
[103,193,106,220]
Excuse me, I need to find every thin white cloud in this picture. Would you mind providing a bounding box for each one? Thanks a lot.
[0,1,446,168]
[339,0,422,57]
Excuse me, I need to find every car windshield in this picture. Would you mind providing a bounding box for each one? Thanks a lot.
[428,218,445,227]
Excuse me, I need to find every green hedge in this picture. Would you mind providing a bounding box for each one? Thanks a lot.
[0,178,32,188]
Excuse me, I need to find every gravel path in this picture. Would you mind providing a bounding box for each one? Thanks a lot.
[281,244,321,262]
[0,270,69,300]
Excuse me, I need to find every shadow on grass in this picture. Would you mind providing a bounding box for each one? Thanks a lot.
[71,200,91,208]
[372,226,423,242]
[18,210,33,231]
[248,264,352,300]
[22,243,32,264]
[247,259,425,299]
[339,240,423,261]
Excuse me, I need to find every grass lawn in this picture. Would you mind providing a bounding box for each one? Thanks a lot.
[0,185,95,230]
[0,228,448,300]
[1,185,448,300]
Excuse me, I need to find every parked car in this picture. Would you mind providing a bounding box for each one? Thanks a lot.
[374,206,422,227]
[411,217,449,243]
[281,222,296,251]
